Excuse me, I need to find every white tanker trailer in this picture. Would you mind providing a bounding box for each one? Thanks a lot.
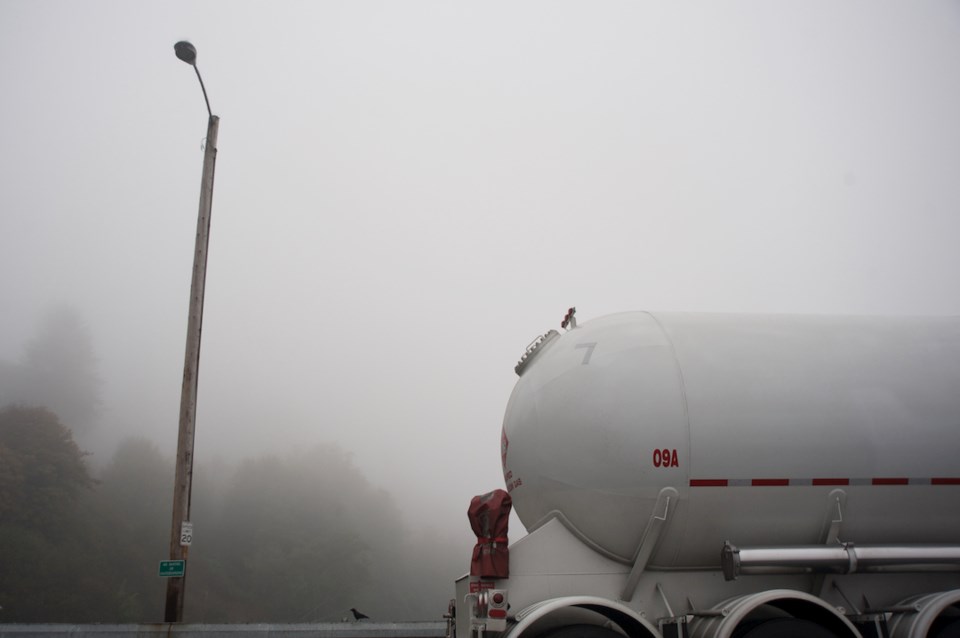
[452,311,960,638]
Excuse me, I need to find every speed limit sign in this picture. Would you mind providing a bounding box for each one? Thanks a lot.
[180,521,193,547]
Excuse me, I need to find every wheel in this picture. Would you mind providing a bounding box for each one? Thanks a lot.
[542,624,626,638]
[733,618,838,638]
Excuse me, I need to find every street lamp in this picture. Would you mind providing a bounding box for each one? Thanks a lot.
[165,40,219,624]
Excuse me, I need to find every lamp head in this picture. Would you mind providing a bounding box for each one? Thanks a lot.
[174,41,197,66]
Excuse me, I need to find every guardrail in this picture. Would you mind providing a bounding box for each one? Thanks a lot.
[0,621,448,638]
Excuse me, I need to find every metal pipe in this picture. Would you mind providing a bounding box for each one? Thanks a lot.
[722,542,960,581]
[194,66,212,118]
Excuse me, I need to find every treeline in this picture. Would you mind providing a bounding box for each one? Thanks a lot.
[0,405,467,623]
[0,307,468,623]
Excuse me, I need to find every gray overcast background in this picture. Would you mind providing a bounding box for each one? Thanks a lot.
[2,2,959,540]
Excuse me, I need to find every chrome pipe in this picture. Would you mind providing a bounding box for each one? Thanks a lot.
[722,542,960,581]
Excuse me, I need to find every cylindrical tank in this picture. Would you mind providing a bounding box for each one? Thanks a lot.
[500,312,960,567]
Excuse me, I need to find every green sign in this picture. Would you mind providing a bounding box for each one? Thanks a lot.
[159,560,185,578]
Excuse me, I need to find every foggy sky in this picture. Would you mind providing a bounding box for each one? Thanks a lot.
[2,1,960,542]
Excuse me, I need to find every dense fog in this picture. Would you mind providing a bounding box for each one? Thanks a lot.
[0,311,465,621]
[2,0,960,623]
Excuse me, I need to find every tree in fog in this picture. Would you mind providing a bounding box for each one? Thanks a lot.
[0,406,93,530]
[91,437,174,621]
[97,437,171,536]
[0,306,101,441]
[190,445,394,622]
[0,406,101,621]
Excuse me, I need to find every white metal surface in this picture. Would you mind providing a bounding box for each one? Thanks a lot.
[501,312,960,565]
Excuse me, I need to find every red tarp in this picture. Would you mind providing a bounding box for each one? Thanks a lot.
[468,489,512,578]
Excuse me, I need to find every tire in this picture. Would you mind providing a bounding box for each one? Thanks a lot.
[542,624,626,638]
[931,618,960,638]
[733,618,838,638]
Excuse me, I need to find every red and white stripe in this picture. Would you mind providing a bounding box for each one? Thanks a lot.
[689,477,960,487]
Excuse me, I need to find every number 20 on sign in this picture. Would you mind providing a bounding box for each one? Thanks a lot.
[180,521,193,546]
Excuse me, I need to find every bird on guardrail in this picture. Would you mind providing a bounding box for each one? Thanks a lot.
[351,608,370,621]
